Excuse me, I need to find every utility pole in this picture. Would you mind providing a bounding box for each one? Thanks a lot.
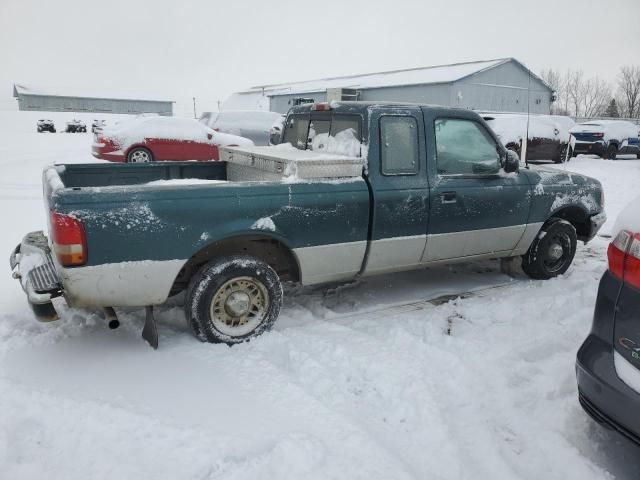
[192,97,197,119]
[217,100,221,111]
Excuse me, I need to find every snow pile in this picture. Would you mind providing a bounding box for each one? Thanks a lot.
[570,120,640,142]
[100,116,253,149]
[310,128,363,157]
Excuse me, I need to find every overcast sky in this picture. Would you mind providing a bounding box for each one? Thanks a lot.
[1,0,638,116]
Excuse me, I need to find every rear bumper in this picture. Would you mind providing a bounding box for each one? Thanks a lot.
[9,231,63,320]
[576,272,640,446]
[574,141,605,156]
[91,144,125,162]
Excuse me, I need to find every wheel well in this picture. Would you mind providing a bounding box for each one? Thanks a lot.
[548,207,591,240]
[170,235,300,295]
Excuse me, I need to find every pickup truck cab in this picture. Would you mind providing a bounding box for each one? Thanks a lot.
[10,102,606,346]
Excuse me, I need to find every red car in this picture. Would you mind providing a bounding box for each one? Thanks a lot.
[92,116,253,163]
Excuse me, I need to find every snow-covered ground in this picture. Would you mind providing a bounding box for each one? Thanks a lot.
[0,110,639,480]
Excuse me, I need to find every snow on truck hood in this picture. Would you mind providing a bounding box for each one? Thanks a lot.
[100,116,254,149]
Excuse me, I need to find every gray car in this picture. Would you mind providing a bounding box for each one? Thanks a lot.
[576,199,640,445]
[199,110,284,146]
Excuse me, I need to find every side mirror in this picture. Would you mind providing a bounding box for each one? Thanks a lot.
[503,149,520,173]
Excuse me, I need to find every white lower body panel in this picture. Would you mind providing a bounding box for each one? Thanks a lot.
[58,259,186,307]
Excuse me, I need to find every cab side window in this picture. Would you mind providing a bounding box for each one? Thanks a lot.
[380,116,419,175]
[435,118,500,175]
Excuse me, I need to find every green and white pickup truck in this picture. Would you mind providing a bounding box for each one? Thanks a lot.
[10,102,606,347]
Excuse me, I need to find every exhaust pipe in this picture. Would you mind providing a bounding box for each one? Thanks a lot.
[103,307,120,329]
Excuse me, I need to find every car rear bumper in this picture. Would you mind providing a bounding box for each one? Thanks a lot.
[581,211,607,242]
[91,144,125,162]
[9,231,63,321]
[576,271,640,446]
[574,141,605,156]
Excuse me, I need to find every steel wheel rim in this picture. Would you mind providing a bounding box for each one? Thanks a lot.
[543,233,571,273]
[209,276,269,337]
[130,150,150,163]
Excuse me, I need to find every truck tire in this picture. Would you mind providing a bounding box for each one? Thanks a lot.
[605,144,617,160]
[521,219,577,280]
[127,147,153,163]
[185,255,283,344]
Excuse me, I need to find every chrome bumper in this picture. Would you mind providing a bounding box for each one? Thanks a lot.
[9,231,63,320]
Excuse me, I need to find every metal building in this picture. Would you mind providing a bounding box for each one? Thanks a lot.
[13,84,173,116]
[226,58,554,115]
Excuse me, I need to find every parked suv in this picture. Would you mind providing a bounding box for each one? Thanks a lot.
[199,111,284,146]
[37,119,55,133]
[576,197,640,445]
[65,119,87,133]
[570,120,640,159]
[481,113,573,163]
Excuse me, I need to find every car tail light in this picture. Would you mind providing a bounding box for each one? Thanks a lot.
[312,102,331,111]
[593,132,604,138]
[626,234,640,289]
[608,230,640,289]
[50,211,87,267]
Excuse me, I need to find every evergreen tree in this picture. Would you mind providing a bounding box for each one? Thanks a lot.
[605,99,620,117]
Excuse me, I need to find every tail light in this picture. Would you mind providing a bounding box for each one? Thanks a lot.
[593,132,604,138]
[608,230,640,289]
[50,211,87,267]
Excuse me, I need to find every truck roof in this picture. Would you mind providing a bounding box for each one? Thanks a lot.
[288,101,470,115]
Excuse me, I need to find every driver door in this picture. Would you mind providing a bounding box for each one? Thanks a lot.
[422,112,531,262]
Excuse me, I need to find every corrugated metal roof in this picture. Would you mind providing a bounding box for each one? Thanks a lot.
[243,58,537,96]
[13,83,174,103]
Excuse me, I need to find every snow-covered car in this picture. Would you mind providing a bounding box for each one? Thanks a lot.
[91,119,106,133]
[577,196,640,446]
[481,113,573,163]
[37,119,55,133]
[92,116,253,163]
[199,111,284,146]
[570,120,640,160]
[65,119,86,133]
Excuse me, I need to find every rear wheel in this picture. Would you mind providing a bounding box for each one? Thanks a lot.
[605,144,618,160]
[555,144,572,163]
[127,147,153,163]
[521,219,577,280]
[185,255,283,344]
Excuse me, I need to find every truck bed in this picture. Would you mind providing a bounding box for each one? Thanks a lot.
[54,161,228,189]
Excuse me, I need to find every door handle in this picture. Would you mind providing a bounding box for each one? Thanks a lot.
[441,191,457,204]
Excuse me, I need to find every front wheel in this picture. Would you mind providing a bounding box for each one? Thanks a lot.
[605,144,618,160]
[185,255,283,344]
[521,219,577,280]
[127,147,153,163]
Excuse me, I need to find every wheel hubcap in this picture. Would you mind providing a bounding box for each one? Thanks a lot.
[130,150,150,162]
[209,276,269,336]
[225,291,251,316]
[548,243,564,261]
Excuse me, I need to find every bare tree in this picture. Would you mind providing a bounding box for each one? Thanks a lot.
[617,66,640,118]
[566,70,585,117]
[581,77,611,117]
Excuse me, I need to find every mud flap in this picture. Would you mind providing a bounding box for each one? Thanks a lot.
[142,306,158,350]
